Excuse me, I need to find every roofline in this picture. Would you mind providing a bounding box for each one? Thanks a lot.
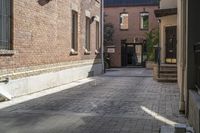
[154,8,177,17]
[104,4,159,8]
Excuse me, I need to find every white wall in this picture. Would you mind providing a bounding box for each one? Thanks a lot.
[160,15,177,63]
[0,63,103,98]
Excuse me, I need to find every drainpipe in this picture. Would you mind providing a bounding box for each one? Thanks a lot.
[101,0,105,73]
[179,0,186,113]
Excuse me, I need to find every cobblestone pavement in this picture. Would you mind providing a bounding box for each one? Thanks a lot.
[0,68,187,133]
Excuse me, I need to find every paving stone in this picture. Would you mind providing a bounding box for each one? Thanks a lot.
[0,68,187,133]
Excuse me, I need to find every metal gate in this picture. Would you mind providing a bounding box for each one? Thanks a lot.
[194,42,200,93]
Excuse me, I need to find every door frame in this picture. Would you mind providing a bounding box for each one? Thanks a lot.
[121,42,144,67]
[165,26,177,64]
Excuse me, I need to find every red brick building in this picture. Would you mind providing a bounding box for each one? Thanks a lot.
[0,0,103,98]
[104,0,159,67]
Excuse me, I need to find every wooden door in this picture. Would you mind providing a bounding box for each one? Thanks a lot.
[165,26,177,64]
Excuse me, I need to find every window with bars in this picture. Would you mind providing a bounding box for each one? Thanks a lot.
[71,10,78,51]
[140,12,149,30]
[96,21,100,50]
[0,0,11,50]
[85,17,90,51]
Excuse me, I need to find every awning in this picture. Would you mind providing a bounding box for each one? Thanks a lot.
[154,8,177,18]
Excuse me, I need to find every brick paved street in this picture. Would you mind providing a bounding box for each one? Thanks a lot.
[0,68,187,133]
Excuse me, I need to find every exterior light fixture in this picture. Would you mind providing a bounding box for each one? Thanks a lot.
[90,16,96,24]
[38,0,52,6]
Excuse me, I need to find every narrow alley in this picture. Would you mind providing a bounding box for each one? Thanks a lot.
[0,68,187,133]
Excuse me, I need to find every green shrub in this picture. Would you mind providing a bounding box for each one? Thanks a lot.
[145,29,159,61]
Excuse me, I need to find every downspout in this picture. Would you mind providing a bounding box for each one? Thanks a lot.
[101,0,105,73]
[179,0,186,113]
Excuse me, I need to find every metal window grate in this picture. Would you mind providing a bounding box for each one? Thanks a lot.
[0,0,11,50]
[85,17,90,50]
[96,21,100,49]
[71,10,78,51]
[140,13,149,30]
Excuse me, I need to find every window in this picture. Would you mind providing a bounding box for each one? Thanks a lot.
[85,17,90,51]
[0,0,12,50]
[120,13,128,30]
[140,12,149,30]
[96,21,100,50]
[71,10,78,51]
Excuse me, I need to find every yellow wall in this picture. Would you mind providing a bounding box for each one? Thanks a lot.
[159,15,177,63]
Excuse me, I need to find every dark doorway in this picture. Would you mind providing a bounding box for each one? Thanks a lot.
[194,42,200,94]
[121,43,144,67]
[165,26,177,64]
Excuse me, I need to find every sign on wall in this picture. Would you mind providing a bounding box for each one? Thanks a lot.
[107,48,115,53]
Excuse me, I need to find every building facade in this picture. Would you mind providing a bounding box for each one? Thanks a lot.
[0,0,103,98]
[104,0,159,67]
[178,0,200,132]
[156,0,200,132]
[155,0,177,64]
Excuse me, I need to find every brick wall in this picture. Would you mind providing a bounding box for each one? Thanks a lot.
[0,0,101,78]
[0,0,101,68]
[104,5,158,67]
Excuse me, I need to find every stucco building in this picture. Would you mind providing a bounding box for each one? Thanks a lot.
[155,0,177,64]
[0,0,103,98]
[104,0,159,67]
[178,0,200,132]
[155,0,200,132]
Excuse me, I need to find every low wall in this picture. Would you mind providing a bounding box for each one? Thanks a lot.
[153,64,158,80]
[188,90,200,133]
[0,60,103,98]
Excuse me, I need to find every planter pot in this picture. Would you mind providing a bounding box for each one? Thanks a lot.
[146,61,154,69]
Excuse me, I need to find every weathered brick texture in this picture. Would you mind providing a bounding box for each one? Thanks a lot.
[0,0,101,78]
[104,6,158,67]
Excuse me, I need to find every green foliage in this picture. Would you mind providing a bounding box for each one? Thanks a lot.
[145,29,159,61]
[104,23,114,45]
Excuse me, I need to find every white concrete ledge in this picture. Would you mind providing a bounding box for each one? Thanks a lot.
[0,63,103,98]
[0,78,96,110]
[85,10,91,18]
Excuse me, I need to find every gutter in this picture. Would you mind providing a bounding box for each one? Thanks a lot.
[101,0,105,73]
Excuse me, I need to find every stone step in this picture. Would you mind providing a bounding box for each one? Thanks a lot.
[160,64,177,70]
[160,73,177,78]
[160,64,177,67]
[157,77,177,82]
[159,69,177,73]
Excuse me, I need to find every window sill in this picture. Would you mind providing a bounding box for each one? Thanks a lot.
[140,28,149,31]
[84,49,91,55]
[120,29,129,31]
[0,50,15,56]
[70,49,78,56]
[95,49,100,54]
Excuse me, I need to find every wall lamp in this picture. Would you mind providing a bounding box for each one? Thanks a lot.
[90,16,97,24]
[38,0,52,6]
